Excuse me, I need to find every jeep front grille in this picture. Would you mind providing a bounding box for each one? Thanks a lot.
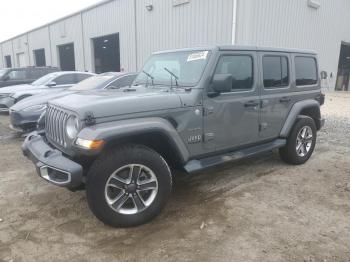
[46,105,69,147]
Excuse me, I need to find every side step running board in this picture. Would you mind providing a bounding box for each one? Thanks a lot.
[184,139,286,173]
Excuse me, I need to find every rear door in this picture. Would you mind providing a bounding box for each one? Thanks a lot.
[203,51,261,152]
[259,52,294,139]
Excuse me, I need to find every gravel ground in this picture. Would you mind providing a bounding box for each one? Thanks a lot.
[0,92,350,262]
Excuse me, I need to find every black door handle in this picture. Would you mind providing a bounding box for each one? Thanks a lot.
[279,97,291,103]
[244,101,259,107]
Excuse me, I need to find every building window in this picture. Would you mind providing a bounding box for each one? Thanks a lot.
[4,55,12,68]
[34,49,46,67]
[295,57,318,86]
[215,55,253,92]
[263,56,289,88]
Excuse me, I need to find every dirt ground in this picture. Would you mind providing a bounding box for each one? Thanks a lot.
[0,92,350,262]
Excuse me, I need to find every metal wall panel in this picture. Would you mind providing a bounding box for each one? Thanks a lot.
[82,0,136,72]
[0,44,3,68]
[1,41,14,68]
[49,14,84,71]
[28,26,52,66]
[135,0,234,68]
[236,0,350,89]
[12,34,30,67]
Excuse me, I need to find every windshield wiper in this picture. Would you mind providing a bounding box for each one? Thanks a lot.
[164,67,179,89]
[142,70,154,87]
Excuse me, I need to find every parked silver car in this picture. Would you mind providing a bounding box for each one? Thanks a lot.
[0,71,95,112]
[10,72,137,132]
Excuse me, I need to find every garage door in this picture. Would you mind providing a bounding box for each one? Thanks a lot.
[17,53,27,67]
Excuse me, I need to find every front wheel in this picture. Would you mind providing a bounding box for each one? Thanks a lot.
[279,116,317,165]
[86,144,172,227]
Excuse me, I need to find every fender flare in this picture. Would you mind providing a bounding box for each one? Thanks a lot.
[280,99,321,138]
[77,117,190,163]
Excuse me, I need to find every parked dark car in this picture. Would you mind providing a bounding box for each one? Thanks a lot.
[0,67,59,88]
[0,71,95,112]
[10,72,137,132]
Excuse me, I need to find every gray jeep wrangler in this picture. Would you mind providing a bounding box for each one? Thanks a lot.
[22,46,325,227]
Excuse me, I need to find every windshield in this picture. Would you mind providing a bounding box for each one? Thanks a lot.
[69,75,115,91]
[134,50,211,87]
[31,73,59,86]
[0,69,8,79]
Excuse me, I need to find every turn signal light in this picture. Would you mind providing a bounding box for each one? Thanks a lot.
[76,138,105,150]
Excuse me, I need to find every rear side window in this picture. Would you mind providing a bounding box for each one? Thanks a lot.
[215,55,253,91]
[263,56,289,88]
[29,69,46,79]
[295,57,318,86]
[75,74,92,83]
[54,74,76,85]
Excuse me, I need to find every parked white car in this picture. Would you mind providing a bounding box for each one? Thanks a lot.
[0,71,95,112]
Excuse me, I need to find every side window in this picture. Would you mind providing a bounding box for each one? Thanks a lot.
[215,55,253,91]
[54,74,76,86]
[295,56,318,86]
[7,70,27,80]
[75,74,92,83]
[29,69,46,79]
[263,56,289,88]
[107,75,137,89]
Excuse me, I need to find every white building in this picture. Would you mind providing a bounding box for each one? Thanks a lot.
[1,0,349,90]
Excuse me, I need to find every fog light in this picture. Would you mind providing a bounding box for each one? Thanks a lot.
[76,138,105,150]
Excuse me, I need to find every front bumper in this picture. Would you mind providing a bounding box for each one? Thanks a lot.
[22,132,83,188]
[10,109,40,132]
[0,97,15,112]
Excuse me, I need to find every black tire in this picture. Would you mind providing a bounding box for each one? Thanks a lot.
[86,144,172,227]
[279,116,317,165]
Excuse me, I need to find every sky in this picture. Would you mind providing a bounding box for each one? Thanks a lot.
[0,0,103,42]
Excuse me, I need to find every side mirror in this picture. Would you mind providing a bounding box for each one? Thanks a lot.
[47,81,57,87]
[212,74,232,94]
[320,71,328,80]
[3,75,9,81]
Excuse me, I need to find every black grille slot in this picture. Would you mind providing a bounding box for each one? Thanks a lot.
[46,105,69,147]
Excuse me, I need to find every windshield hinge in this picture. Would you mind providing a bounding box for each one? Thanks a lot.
[84,112,96,126]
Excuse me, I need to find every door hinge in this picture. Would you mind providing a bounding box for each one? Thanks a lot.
[203,106,214,116]
[259,123,268,131]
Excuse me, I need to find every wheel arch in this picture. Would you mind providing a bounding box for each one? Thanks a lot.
[280,99,322,138]
[77,117,190,168]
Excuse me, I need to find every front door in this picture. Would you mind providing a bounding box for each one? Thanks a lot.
[203,51,260,152]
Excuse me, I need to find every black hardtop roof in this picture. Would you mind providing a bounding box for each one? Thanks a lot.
[154,45,317,55]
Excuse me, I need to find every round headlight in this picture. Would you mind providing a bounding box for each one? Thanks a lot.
[66,115,80,139]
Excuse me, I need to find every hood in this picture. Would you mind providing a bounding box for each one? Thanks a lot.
[11,90,76,111]
[0,84,35,94]
[50,86,184,119]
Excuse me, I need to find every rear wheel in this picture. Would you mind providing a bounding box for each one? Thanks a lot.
[279,116,317,165]
[86,144,172,227]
